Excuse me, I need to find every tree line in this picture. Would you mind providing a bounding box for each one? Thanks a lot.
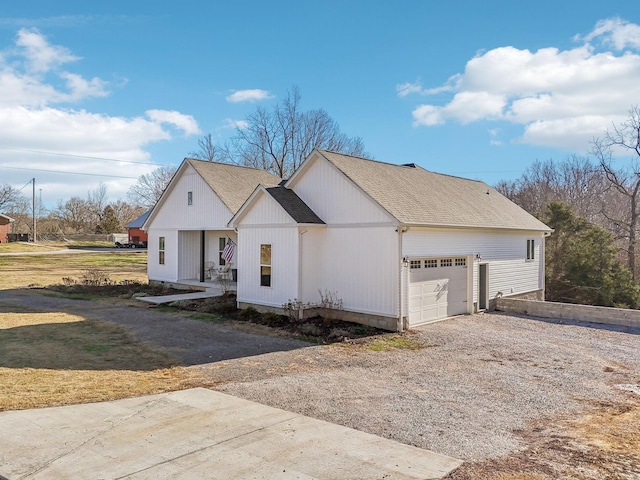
[496,106,640,308]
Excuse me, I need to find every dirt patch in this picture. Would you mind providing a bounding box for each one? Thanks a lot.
[445,397,640,479]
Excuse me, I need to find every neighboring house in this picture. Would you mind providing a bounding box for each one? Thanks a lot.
[142,158,281,285]
[124,209,151,247]
[230,149,552,331]
[0,214,14,243]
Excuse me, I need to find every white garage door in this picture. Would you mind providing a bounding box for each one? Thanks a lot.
[408,257,468,327]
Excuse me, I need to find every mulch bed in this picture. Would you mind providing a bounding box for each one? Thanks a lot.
[45,284,385,344]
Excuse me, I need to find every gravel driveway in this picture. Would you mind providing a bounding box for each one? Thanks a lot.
[3,288,639,464]
[199,313,640,461]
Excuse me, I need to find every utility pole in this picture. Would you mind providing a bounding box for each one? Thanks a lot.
[32,178,36,243]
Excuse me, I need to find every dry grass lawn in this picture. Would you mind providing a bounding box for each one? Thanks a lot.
[0,303,202,411]
[0,250,148,289]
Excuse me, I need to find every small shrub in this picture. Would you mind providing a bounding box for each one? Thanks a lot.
[80,268,112,286]
[299,323,322,337]
[239,307,260,320]
[328,328,351,341]
[354,325,373,336]
[62,277,76,286]
[212,301,236,315]
[262,312,283,325]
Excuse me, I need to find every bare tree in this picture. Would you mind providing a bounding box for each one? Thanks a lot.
[52,197,95,233]
[231,87,367,178]
[592,106,640,280]
[127,166,177,208]
[189,133,219,162]
[495,155,607,222]
[0,183,27,212]
[110,200,146,227]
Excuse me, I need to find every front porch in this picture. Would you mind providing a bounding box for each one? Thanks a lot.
[177,229,237,284]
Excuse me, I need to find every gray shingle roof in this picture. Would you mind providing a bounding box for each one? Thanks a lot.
[317,150,551,231]
[187,159,282,214]
[265,187,324,224]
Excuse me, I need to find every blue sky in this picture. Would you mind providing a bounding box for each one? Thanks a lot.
[0,1,639,206]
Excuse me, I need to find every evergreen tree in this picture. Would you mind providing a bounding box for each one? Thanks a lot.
[95,206,122,234]
[545,202,639,308]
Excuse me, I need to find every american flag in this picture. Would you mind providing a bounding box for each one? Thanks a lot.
[222,238,235,263]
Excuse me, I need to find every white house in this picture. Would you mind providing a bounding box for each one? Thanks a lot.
[143,158,281,286]
[230,149,552,331]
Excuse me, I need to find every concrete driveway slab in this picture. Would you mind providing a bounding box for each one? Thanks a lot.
[0,388,462,480]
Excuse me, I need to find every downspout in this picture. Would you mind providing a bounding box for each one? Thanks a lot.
[298,227,308,320]
[397,226,408,332]
[199,230,205,282]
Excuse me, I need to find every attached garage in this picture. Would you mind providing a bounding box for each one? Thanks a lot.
[408,257,469,327]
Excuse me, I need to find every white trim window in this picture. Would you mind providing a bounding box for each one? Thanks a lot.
[526,239,535,261]
[159,236,165,265]
[187,191,193,205]
[219,237,227,266]
[260,244,271,287]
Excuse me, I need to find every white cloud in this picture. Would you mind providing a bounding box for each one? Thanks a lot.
[226,89,273,103]
[221,118,249,130]
[0,29,200,202]
[146,110,201,136]
[397,81,424,97]
[578,17,640,50]
[401,18,640,151]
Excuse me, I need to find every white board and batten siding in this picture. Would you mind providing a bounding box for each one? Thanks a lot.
[147,230,179,282]
[236,227,299,308]
[235,191,300,308]
[301,226,399,317]
[148,165,233,231]
[289,154,395,226]
[403,227,544,312]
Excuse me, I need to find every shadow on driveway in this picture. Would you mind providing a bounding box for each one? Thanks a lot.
[0,288,310,368]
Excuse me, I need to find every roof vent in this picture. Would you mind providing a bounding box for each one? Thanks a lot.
[402,163,417,168]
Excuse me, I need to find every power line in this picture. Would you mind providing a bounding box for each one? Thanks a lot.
[0,164,139,179]
[0,147,164,167]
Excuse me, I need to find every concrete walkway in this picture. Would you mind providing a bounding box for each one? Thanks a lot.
[137,291,221,304]
[0,388,462,479]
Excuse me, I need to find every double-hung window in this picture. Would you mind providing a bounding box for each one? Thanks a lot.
[219,237,227,265]
[159,236,165,265]
[260,244,271,287]
[526,239,535,261]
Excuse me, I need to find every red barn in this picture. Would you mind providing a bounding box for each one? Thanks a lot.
[125,209,151,247]
[0,214,14,243]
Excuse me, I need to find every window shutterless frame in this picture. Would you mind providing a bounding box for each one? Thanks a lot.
[159,236,165,265]
[260,244,271,287]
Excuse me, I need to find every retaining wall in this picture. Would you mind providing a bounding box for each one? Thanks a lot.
[496,297,640,329]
